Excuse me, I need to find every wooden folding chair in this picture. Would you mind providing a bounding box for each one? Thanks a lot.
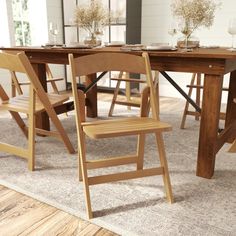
[0,52,75,171]
[180,73,228,129]
[108,70,159,116]
[69,52,173,219]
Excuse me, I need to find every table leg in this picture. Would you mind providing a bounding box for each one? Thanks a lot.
[32,63,50,131]
[85,74,97,118]
[225,70,236,142]
[196,74,223,179]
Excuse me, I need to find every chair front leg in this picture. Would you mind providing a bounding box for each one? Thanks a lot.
[28,87,36,171]
[155,132,173,203]
[78,133,93,219]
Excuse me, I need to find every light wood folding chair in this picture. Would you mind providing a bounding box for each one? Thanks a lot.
[0,52,75,171]
[69,52,173,219]
[180,73,228,129]
[108,70,159,116]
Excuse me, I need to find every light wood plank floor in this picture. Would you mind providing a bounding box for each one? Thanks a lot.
[0,184,118,236]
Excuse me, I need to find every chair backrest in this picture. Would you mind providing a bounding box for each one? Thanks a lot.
[70,52,147,76]
[68,52,159,123]
[1,50,57,96]
[0,52,55,110]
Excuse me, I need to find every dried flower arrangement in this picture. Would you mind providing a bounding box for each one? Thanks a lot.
[171,0,221,38]
[74,0,110,39]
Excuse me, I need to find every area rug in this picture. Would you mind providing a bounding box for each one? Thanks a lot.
[0,101,235,236]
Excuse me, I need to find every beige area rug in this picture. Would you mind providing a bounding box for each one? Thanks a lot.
[0,101,235,236]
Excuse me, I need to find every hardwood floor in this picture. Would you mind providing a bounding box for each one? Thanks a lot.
[0,185,118,236]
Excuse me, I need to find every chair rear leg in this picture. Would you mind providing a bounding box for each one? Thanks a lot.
[48,110,75,153]
[228,139,236,152]
[195,73,201,121]
[50,81,60,94]
[78,154,83,181]
[155,132,173,203]
[180,73,196,129]
[108,80,121,116]
[10,111,28,138]
[153,71,160,115]
[125,74,131,110]
[136,134,145,170]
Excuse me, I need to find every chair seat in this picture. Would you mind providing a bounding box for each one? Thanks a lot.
[83,117,172,139]
[0,93,69,113]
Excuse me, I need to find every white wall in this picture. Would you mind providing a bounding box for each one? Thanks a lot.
[0,0,66,96]
[45,0,66,92]
[0,0,15,95]
[0,0,14,47]
[28,0,48,46]
[141,0,236,103]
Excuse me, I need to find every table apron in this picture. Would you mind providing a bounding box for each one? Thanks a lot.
[150,57,228,75]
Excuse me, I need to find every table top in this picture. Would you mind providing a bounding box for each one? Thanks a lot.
[1,46,236,59]
[2,46,236,75]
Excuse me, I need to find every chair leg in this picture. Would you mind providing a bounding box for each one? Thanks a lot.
[147,71,159,116]
[108,80,121,117]
[228,139,236,152]
[50,81,68,117]
[28,112,36,171]
[50,81,60,94]
[154,71,160,115]
[47,109,75,154]
[155,132,173,203]
[78,134,93,219]
[195,73,201,121]
[28,87,36,171]
[180,73,197,129]
[78,154,83,181]
[125,73,131,110]
[136,134,145,170]
[11,82,16,97]
[10,111,28,138]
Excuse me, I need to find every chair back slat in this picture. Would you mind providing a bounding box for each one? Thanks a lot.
[0,52,26,73]
[72,52,147,76]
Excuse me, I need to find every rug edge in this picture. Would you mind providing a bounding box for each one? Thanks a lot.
[0,179,137,236]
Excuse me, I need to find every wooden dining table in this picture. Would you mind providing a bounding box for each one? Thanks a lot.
[1,46,236,179]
